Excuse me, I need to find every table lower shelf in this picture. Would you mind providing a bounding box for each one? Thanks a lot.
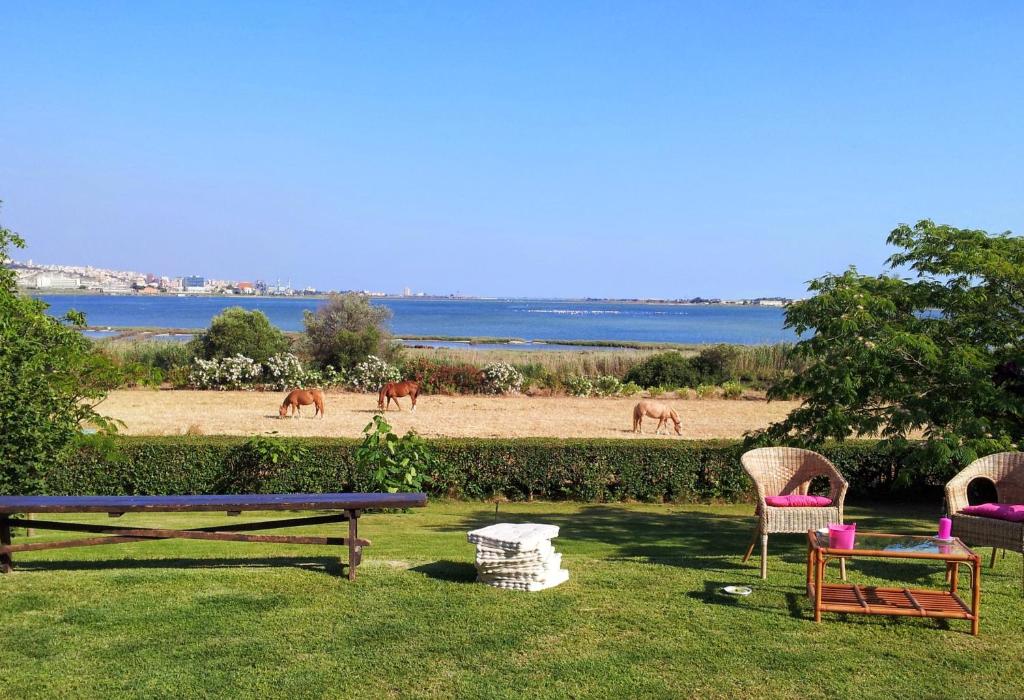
[810,583,975,620]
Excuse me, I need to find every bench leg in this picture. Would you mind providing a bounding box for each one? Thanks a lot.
[1,515,13,573]
[347,510,362,581]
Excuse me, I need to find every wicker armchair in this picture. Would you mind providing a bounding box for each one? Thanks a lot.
[741,447,848,579]
[945,452,1024,591]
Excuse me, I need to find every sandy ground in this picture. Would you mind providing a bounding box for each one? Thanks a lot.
[99,390,801,439]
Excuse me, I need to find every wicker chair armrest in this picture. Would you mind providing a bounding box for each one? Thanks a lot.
[945,468,978,515]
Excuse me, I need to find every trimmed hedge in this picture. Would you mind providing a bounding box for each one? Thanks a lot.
[33,437,937,503]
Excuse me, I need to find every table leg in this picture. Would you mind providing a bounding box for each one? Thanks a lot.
[347,510,361,581]
[806,540,813,596]
[0,515,13,573]
[814,550,823,622]
[949,561,959,593]
[971,556,981,636]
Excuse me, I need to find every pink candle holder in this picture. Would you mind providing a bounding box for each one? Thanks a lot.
[937,517,952,540]
[828,523,856,549]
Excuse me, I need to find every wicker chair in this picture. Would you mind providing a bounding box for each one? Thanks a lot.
[945,452,1024,592]
[741,447,848,579]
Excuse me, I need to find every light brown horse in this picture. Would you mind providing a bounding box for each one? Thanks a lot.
[378,380,420,412]
[279,388,325,419]
[632,399,681,435]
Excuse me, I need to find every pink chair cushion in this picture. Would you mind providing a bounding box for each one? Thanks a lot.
[764,495,833,507]
[960,503,1024,522]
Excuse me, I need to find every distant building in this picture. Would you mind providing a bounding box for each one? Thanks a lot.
[138,286,160,295]
[403,287,412,297]
[19,272,81,289]
[235,282,255,294]
[183,275,205,288]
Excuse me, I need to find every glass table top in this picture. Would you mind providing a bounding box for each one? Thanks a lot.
[811,530,975,558]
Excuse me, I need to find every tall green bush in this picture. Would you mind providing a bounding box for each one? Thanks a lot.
[0,210,118,495]
[624,352,699,388]
[303,293,398,369]
[193,307,289,364]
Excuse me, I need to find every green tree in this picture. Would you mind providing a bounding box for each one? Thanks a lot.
[303,293,398,369]
[193,307,289,363]
[752,220,1024,481]
[0,208,118,495]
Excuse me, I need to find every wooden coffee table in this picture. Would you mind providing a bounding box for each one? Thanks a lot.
[806,530,981,635]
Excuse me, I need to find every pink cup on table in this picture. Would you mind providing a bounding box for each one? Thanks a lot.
[828,523,856,549]
[937,517,952,540]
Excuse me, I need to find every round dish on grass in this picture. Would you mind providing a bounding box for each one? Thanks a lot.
[721,585,752,596]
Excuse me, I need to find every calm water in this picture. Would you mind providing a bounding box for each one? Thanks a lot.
[39,295,795,345]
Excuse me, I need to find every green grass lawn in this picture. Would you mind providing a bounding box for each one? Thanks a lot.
[1,502,1022,699]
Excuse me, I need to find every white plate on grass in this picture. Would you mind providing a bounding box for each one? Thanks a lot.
[721,585,752,596]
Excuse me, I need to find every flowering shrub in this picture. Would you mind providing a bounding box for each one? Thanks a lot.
[349,355,401,392]
[303,365,345,389]
[564,374,594,397]
[592,375,623,396]
[189,354,263,390]
[480,361,524,394]
[721,381,744,399]
[620,381,642,397]
[695,384,718,399]
[264,353,307,390]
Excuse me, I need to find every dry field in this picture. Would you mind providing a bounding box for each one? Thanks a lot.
[99,389,801,439]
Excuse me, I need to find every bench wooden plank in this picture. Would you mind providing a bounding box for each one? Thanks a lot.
[0,492,427,514]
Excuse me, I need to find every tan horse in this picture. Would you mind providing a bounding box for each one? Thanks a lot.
[632,399,681,435]
[378,380,420,412]
[279,389,325,419]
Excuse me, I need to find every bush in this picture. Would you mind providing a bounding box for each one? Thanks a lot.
[692,345,741,385]
[189,354,263,390]
[349,355,401,392]
[303,293,397,369]
[721,381,744,399]
[41,436,943,503]
[564,375,594,397]
[695,384,718,399]
[0,214,118,495]
[480,362,524,394]
[193,307,289,364]
[402,357,482,394]
[620,381,643,397]
[353,415,433,493]
[592,375,622,396]
[264,352,308,390]
[624,352,699,389]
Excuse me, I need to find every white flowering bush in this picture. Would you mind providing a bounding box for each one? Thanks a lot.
[303,365,346,389]
[189,354,263,390]
[480,362,524,394]
[564,374,594,397]
[592,375,623,396]
[349,355,401,392]
[264,352,307,390]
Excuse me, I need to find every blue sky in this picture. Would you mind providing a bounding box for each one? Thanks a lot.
[1,2,1022,298]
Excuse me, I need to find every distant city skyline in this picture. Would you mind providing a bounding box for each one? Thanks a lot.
[2,3,1022,298]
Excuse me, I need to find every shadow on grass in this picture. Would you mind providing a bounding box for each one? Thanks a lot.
[410,560,477,583]
[12,556,344,577]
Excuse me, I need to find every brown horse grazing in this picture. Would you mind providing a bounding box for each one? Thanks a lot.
[632,399,682,435]
[279,389,325,419]
[378,381,420,412]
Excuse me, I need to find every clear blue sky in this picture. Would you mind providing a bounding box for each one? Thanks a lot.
[2,2,1022,298]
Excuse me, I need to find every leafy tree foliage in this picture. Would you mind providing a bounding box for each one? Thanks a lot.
[753,220,1024,480]
[303,293,397,369]
[193,307,289,363]
[0,209,118,494]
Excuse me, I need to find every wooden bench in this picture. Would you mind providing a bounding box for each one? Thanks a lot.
[0,492,427,581]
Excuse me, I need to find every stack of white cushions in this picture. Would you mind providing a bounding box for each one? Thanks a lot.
[467,523,569,591]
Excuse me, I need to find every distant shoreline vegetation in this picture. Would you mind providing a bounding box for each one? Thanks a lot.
[83,326,728,352]
[25,288,792,306]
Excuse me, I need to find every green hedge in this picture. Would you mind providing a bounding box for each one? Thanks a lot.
[31,437,933,503]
